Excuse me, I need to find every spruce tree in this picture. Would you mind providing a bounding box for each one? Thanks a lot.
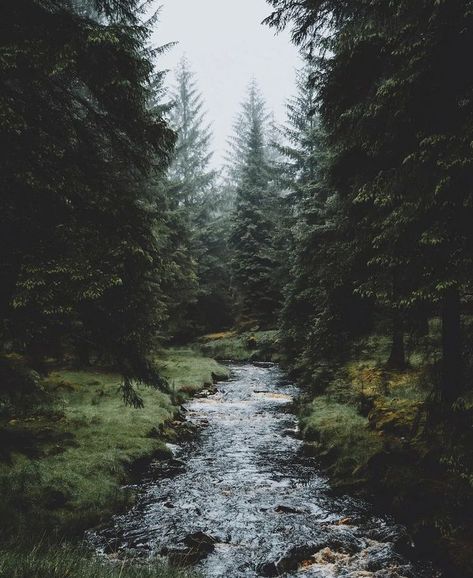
[228,81,282,327]
[0,0,176,404]
[266,0,473,399]
[276,62,330,367]
[165,58,233,337]
[167,57,216,208]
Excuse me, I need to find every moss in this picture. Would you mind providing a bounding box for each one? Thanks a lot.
[0,349,228,540]
[299,342,473,577]
[301,397,383,485]
[299,358,430,484]
[158,348,230,393]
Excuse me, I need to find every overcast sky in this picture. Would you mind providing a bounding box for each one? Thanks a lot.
[152,0,301,167]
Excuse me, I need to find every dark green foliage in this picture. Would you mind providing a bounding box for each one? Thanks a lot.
[0,0,176,402]
[163,58,233,339]
[275,62,372,382]
[228,81,283,327]
[266,0,473,399]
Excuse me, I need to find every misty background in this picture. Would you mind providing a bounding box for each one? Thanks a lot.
[153,0,301,167]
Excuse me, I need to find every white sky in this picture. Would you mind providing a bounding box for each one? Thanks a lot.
[152,0,301,167]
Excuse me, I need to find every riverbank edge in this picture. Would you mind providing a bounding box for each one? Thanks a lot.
[298,364,473,578]
[0,349,229,577]
[196,331,473,577]
[197,330,280,363]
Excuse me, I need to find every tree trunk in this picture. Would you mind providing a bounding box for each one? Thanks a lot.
[441,286,462,401]
[387,316,406,370]
[26,341,48,375]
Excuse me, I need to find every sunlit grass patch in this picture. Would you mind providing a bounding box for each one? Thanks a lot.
[300,335,436,484]
[158,348,230,393]
[301,397,383,483]
[0,349,228,539]
[200,331,237,341]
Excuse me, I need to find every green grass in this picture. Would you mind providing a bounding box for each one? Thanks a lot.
[301,397,383,484]
[198,330,279,361]
[0,545,198,578]
[159,347,230,394]
[0,349,228,539]
[299,334,435,485]
[299,330,473,577]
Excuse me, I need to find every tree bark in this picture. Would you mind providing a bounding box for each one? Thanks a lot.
[441,286,462,402]
[386,315,406,370]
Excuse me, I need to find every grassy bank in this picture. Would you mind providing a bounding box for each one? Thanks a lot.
[198,330,279,362]
[300,337,473,576]
[0,348,229,541]
[0,545,196,578]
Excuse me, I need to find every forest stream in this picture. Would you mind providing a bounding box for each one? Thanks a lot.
[90,363,440,578]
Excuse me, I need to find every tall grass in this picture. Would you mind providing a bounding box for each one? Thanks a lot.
[0,545,198,578]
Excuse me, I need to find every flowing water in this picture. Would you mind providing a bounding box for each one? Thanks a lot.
[91,363,440,578]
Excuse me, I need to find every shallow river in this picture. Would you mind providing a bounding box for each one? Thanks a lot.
[91,363,440,578]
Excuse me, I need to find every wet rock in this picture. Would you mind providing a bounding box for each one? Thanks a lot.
[196,384,218,397]
[183,531,217,550]
[363,544,404,572]
[367,524,414,557]
[336,517,353,525]
[275,505,304,514]
[281,428,300,439]
[258,561,280,577]
[163,532,217,566]
[258,544,326,576]
[149,457,186,478]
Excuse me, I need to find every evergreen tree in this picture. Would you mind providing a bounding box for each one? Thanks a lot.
[0,0,176,404]
[276,64,323,205]
[167,57,215,208]
[165,58,233,337]
[276,62,330,367]
[266,0,473,399]
[276,62,372,380]
[228,81,282,327]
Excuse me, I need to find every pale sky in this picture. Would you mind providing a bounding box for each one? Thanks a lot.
[152,0,301,167]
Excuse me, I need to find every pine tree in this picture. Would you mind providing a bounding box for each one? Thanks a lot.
[165,57,233,337]
[228,81,282,327]
[276,63,323,205]
[167,57,215,208]
[266,0,473,399]
[277,62,329,366]
[0,0,176,404]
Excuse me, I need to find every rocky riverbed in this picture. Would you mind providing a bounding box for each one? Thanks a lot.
[90,363,440,578]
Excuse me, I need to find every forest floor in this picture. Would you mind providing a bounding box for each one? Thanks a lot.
[0,348,228,578]
[300,335,473,577]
